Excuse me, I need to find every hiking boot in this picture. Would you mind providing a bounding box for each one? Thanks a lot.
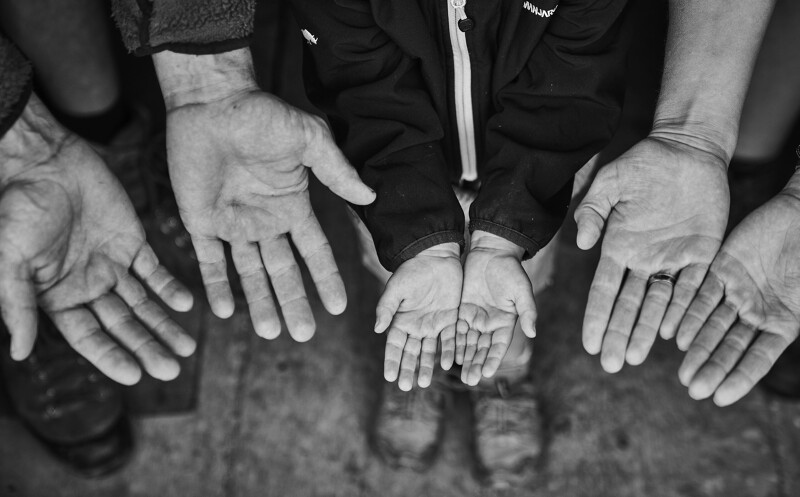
[91,106,201,288]
[471,374,542,489]
[372,375,452,471]
[0,314,132,477]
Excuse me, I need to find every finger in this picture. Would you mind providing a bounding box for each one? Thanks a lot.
[678,300,738,386]
[440,323,456,370]
[460,328,481,384]
[626,277,674,365]
[600,271,648,373]
[291,215,346,315]
[482,328,514,379]
[383,328,407,383]
[661,264,708,339]
[260,237,316,342]
[686,322,757,400]
[89,293,181,381]
[398,337,422,391]
[375,280,402,334]
[456,304,478,365]
[582,257,625,355]
[418,337,437,388]
[714,333,792,407]
[676,274,724,351]
[115,273,196,357]
[49,307,142,385]
[303,117,376,206]
[574,170,617,250]
[132,244,194,312]
[513,283,538,339]
[466,333,492,386]
[193,237,234,319]
[0,263,38,360]
[231,243,281,339]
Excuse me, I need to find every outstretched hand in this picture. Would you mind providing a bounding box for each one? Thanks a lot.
[374,243,462,391]
[456,231,537,386]
[675,182,800,406]
[575,136,729,372]
[156,49,375,342]
[0,95,196,385]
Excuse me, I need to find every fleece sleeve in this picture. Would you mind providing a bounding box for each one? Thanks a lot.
[470,0,629,258]
[0,32,32,139]
[289,0,465,271]
[111,0,256,55]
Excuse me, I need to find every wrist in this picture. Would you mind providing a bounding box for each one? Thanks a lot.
[650,111,738,167]
[0,94,69,182]
[417,242,461,260]
[153,48,259,110]
[469,231,525,259]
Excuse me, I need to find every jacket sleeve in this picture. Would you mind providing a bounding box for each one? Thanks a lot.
[289,0,465,271]
[111,0,256,55]
[0,32,32,139]
[470,0,629,258]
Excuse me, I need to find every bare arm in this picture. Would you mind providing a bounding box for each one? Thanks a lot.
[652,0,776,162]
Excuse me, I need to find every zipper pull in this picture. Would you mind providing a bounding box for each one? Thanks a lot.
[450,0,474,32]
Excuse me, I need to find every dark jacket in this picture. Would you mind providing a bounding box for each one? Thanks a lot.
[290,0,629,271]
[0,33,32,138]
[111,0,256,55]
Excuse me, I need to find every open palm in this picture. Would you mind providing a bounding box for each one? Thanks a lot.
[0,134,195,385]
[456,232,537,386]
[676,188,800,406]
[576,136,729,372]
[374,244,462,391]
[166,90,375,341]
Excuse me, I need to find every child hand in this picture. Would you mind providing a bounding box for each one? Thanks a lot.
[457,231,537,386]
[374,243,462,391]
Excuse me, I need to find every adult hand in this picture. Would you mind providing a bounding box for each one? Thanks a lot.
[676,179,800,406]
[154,49,375,342]
[374,243,462,391]
[0,95,195,385]
[575,135,729,373]
[456,231,537,386]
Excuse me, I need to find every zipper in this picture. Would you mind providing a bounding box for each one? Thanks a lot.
[447,0,478,183]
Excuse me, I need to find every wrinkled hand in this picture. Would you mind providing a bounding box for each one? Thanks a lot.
[456,231,537,386]
[374,243,462,391]
[159,51,375,342]
[676,184,800,406]
[575,136,729,372]
[0,96,195,385]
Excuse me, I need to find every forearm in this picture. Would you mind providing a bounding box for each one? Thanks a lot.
[152,48,259,109]
[651,0,776,163]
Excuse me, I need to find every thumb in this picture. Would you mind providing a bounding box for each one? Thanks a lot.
[374,280,401,333]
[303,118,376,206]
[514,282,538,338]
[574,170,617,250]
[0,261,38,360]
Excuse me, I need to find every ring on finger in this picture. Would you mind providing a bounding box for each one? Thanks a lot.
[647,272,677,287]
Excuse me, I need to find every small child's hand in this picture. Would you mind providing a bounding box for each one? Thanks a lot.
[457,231,537,386]
[374,243,462,391]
